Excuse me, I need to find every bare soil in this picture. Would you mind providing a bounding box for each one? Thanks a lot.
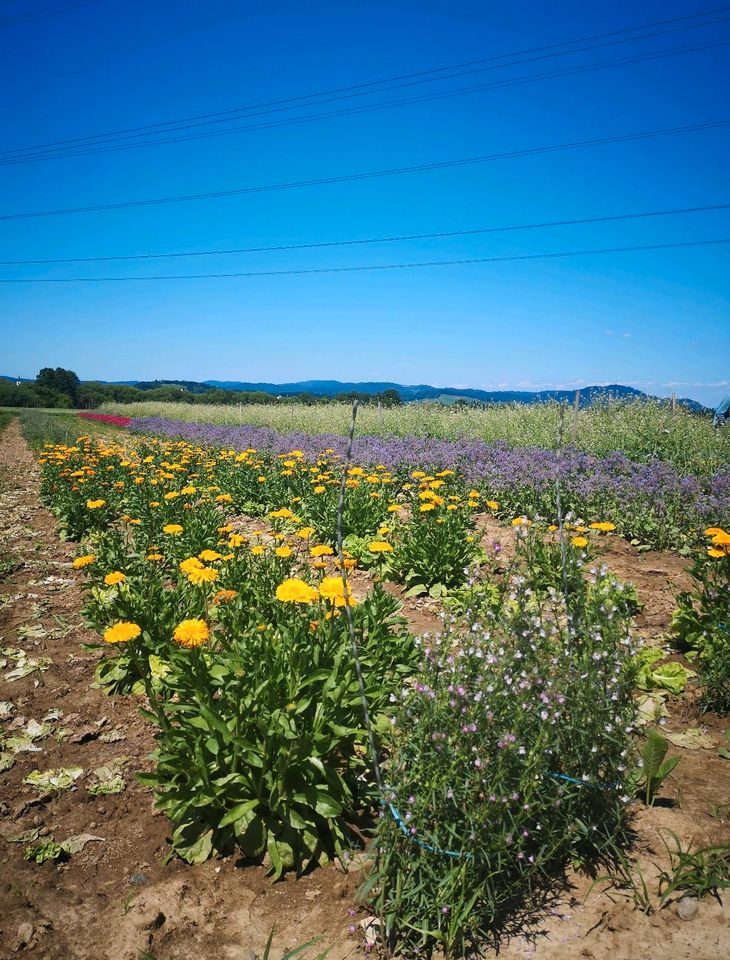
[0,420,727,960]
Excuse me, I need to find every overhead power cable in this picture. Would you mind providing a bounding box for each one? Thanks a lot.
[1,119,727,222]
[3,202,728,265]
[1,5,728,161]
[4,33,729,165]
[1,238,727,282]
[0,0,101,29]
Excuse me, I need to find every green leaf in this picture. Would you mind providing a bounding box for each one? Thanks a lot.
[218,799,259,829]
[642,729,669,779]
[172,822,214,864]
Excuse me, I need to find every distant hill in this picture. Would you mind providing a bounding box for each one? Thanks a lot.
[0,375,709,412]
[203,379,653,406]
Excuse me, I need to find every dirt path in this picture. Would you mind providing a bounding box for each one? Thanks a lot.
[1,419,727,960]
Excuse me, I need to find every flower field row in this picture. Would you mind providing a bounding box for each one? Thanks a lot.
[35,429,728,951]
[124,415,730,550]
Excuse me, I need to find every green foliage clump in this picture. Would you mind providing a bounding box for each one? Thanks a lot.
[370,540,637,954]
[139,585,415,875]
[671,546,730,713]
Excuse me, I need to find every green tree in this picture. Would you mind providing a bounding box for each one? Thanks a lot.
[36,367,81,405]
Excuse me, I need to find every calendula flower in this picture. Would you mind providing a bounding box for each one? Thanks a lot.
[72,554,96,569]
[710,531,730,545]
[269,508,294,519]
[275,546,292,558]
[180,557,204,574]
[310,544,334,558]
[571,536,589,548]
[419,503,436,513]
[104,571,126,586]
[275,578,319,604]
[163,523,184,535]
[486,500,499,510]
[590,522,616,532]
[173,619,210,647]
[251,544,265,556]
[103,621,141,644]
[213,589,238,604]
[319,576,357,607]
[511,517,529,527]
[215,493,233,503]
[313,485,326,494]
[228,533,245,547]
[369,541,393,553]
[186,566,219,585]
[387,504,400,512]
[708,546,730,558]
[146,552,164,562]
[86,499,106,510]
[704,527,725,537]
[198,549,222,562]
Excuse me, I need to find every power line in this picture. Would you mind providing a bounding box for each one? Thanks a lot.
[1,238,727,282]
[5,33,729,165]
[0,0,101,30]
[1,119,727,221]
[3,202,728,265]
[2,5,728,160]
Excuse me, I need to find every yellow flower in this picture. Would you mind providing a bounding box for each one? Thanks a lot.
[275,546,292,558]
[228,533,245,547]
[275,578,319,604]
[368,541,393,553]
[173,619,210,647]
[251,544,265,556]
[387,504,400,513]
[704,527,725,536]
[186,566,219,585]
[164,491,180,500]
[213,589,238,604]
[708,546,730,558]
[269,508,294,519]
[310,544,334,558]
[411,471,426,479]
[72,554,96,569]
[710,531,730,546]
[419,503,436,513]
[319,576,357,607]
[146,552,164,562]
[180,557,204,574]
[313,485,326,494]
[104,571,126,586]
[486,500,499,510]
[215,493,233,503]
[86,499,106,510]
[571,536,589,548]
[103,621,141,644]
[198,549,222,562]
[163,523,184,535]
[511,517,529,527]
[590,522,616,532]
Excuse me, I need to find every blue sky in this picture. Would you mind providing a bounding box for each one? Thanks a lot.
[0,0,728,405]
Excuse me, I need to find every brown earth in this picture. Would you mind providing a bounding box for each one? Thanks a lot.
[0,419,728,960]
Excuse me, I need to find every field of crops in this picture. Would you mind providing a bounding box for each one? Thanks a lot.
[100,398,730,476]
[1,411,729,958]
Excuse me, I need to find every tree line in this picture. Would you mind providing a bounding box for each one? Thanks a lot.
[0,369,403,409]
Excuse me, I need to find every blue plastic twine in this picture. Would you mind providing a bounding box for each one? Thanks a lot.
[386,769,612,860]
